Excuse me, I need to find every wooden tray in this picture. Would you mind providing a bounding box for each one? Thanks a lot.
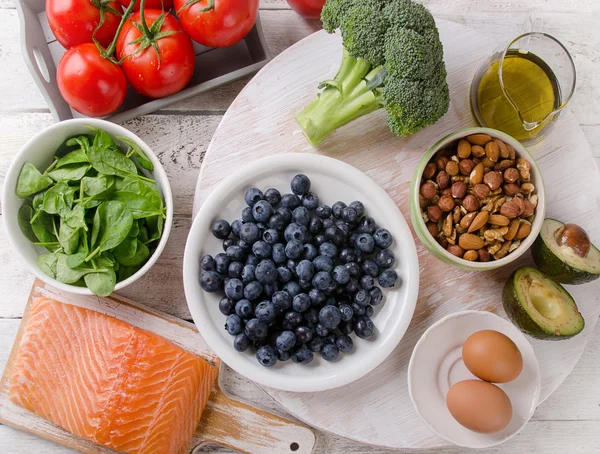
[0,279,316,454]
[192,20,600,449]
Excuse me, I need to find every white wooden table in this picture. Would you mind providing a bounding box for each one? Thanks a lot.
[1,1,599,452]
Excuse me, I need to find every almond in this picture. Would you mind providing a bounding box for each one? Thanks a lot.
[489,214,510,226]
[507,144,516,160]
[463,250,479,261]
[469,162,485,185]
[471,145,486,158]
[466,134,492,146]
[495,139,510,158]
[515,221,532,240]
[485,141,500,162]
[460,212,477,229]
[505,219,520,241]
[468,210,489,233]
[457,139,472,159]
[458,233,485,250]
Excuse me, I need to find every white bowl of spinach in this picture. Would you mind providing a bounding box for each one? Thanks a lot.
[3,119,173,296]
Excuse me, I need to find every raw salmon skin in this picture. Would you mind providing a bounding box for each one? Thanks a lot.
[9,297,219,454]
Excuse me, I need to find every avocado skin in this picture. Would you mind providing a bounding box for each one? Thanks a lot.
[532,232,599,285]
[502,266,582,341]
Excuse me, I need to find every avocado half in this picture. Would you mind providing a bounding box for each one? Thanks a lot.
[503,266,584,340]
[532,219,600,285]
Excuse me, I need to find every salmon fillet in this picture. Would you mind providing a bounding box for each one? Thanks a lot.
[9,297,219,454]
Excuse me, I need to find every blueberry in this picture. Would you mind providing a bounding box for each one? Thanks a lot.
[222,238,236,251]
[321,344,339,361]
[312,271,332,290]
[365,305,374,317]
[292,347,313,364]
[271,243,286,264]
[325,280,338,294]
[292,207,310,226]
[276,330,296,352]
[252,200,273,223]
[283,281,301,298]
[314,234,327,246]
[231,219,243,237]
[344,261,360,277]
[264,188,281,206]
[302,192,319,210]
[349,233,358,246]
[218,297,235,315]
[354,289,371,307]
[319,305,341,329]
[252,241,272,259]
[303,244,318,261]
[315,323,329,337]
[214,253,230,274]
[369,286,384,306]
[376,249,395,269]
[345,278,359,293]
[304,308,319,324]
[262,229,279,245]
[323,333,337,344]
[235,299,253,319]
[277,266,292,283]
[354,316,375,339]
[284,311,302,327]
[339,304,353,321]
[341,206,358,223]
[316,204,332,219]
[277,207,293,223]
[373,228,393,249]
[241,265,255,284]
[256,222,268,233]
[233,333,250,352]
[263,282,278,297]
[240,223,261,243]
[268,213,287,231]
[308,337,325,353]
[360,274,374,290]
[245,318,268,341]
[325,226,345,246]
[349,201,365,217]
[200,271,222,292]
[228,261,244,278]
[358,216,378,234]
[292,293,311,312]
[256,346,278,367]
[332,201,346,218]
[308,217,322,235]
[352,302,366,316]
[284,223,308,243]
[319,242,338,259]
[211,219,231,239]
[246,254,260,266]
[295,325,313,344]
[336,335,354,352]
[313,255,334,272]
[242,206,254,222]
[252,339,267,349]
[379,269,399,288]
[322,218,334,230]
[272,291,291,313]
[225,314,242,335]
[255,260,277,284]
[281,193,301,209]
[355,233,375,254]
[336,221,350,237]
[339,320,353,335]
[281,241,301,261]
[224,278,244,300]
[245,188,263,207]
[278,350,291,361]
[308,288,326,306]
[226,245,245,261]
[291,174,311,196]
[295,260,314,282]
[255,301,276,323]
[244,281,263,300]
[238,240,251,252]
[332,265,350,284]
[200,254,215,271]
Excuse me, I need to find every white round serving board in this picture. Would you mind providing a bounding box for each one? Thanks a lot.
[193,20,600,449]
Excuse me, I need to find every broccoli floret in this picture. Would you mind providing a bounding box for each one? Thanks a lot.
[296,0,450,146]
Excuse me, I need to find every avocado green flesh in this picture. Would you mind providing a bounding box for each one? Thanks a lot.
[503,266,584,340]
[533,219,600,285]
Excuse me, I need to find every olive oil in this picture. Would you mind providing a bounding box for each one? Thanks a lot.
[474,50,561,141]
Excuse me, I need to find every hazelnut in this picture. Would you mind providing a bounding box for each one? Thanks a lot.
[436,171,451,189]
[495,139,510,159]
[471,145,486,158]
[503,183,520,196]
[555,223,591,257]
[451,181,468,199]
[446,160,459,176]
[436,156,450,171]
[485,141,500,162]
[478,248,491,262]
[462,195,479,213]
[440,187,452,196]
[420,182,437,199]
[457,139,472,159]
[426,222,440,237]
[427,205,443,222]
[423,162,437,180]
[500,200,520,218]
[473,157,482,164]
[504,167,520,183]
[438,195,456,212]
[484,171,504,190]
[473,183,491,199]
[520,198,535,217]
[447,244,465,257]
[463,250,479,261]
[459,159,475,175]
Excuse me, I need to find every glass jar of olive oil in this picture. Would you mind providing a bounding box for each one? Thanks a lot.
[471,33,576,143]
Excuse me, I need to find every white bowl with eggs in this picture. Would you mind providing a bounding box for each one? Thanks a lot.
[408,310,541,448]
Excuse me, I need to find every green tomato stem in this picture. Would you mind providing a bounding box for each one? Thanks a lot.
[103,0,138,57]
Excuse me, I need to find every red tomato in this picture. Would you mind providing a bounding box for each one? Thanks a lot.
[57,43,127,116]
[118,0,174,12]
[116,10,195,98]
[46,0,122,49]
[286,0,325,19]
[174,0,259,48]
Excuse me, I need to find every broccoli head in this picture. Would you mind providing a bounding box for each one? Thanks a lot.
[296,0,450,146]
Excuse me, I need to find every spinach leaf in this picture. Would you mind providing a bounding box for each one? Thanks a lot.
[115,239,149,267]
[31,212,58,244]
[92,129,117,150]
[16,163,53,198]
[18,205,38,243]
[66,136,91,154]
[127,219,141,238]
[117,264,141,281]
[88,146,137,178]
[84,268,116,296]
[37,253,58,279]
[55,254,103,284]
[91,201,133,252]
[58,220,80,254]
[146,215,164,242]
[43,182,77,217]
[117,136,154,171]
[138,225,149,243]
[56,149,89,168]
[66,237,89,269]
[47,164,90,182]
[114,236,137,259]
[112,191,163,219]
[82,174,115,197]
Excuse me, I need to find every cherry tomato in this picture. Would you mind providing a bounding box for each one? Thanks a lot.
[118,0,173,12]
[116,10,195,98]
[57,43,127,116]
[174,0,259,48]
[46,0,122,49]
[286,0,325,19]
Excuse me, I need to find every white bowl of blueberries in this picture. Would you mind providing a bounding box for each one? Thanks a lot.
[183,154,419,392]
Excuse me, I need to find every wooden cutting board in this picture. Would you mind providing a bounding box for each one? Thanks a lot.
[0,279,316,454]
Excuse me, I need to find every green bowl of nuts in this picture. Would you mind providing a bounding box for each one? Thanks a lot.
[409,127,546,270]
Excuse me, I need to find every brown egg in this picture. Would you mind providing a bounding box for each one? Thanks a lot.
[462,330,523,383]
[446,380,513,433]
